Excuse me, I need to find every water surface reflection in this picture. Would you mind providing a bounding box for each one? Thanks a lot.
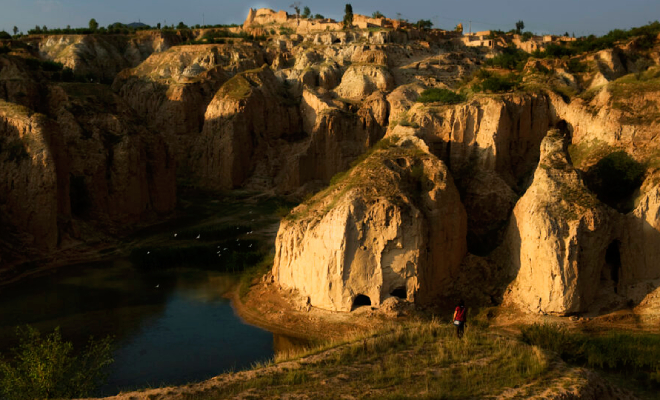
[0,259,300,395]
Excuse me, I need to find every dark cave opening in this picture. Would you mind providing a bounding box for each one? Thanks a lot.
[603,240,621,294]
[352,294,372,310]
[390,287,407,299]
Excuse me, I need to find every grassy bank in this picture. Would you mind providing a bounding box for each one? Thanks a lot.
[521,323,660,398]
[182,321,550,399]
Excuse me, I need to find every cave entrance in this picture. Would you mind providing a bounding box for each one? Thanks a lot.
[352,294,372,310]
[390,287,407,299]
[602,240,621,294]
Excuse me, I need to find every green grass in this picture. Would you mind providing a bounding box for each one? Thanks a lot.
[286,135,402,221]
[183,321,550,399]
[416,88,466,104]
[239,253,274,300]
[521,323,660,395]
[473,73,520,93]
[220,75,253,99]
[567,139,614,168]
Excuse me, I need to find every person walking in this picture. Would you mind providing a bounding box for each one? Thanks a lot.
[453,300,467,339]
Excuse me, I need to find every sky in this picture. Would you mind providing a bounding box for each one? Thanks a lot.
[1,0,659,37]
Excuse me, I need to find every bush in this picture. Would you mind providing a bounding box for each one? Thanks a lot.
[533,43,575,58]
[584,151,645,212]
[485,45,530,70]
[0,326,113,400]
[417,88,466,104]
[567,58,588,73]
[475,74,519,93]
[570,21,660,53]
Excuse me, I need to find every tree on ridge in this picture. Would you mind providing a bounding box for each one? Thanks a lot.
[343,4,353,29]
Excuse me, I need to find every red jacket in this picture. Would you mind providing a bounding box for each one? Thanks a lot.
[454,306,467,322]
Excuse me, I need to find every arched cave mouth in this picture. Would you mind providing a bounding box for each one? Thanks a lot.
[602,240,621,294]
[352,294,372,310]
[390,287,407,300]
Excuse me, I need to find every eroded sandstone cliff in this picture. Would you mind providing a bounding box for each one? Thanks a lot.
[273,130,466,311]
[504,129,616,314]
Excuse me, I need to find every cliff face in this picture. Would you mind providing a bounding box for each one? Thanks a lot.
[32,31,195,81]
[0,52,177,267]
[111,44,254,167]
[410,93,554,189]
[0,102,58,253]
[273,132,466,311]
[49,83,176,230]
[192,66,303,190]
[619,177,660,303]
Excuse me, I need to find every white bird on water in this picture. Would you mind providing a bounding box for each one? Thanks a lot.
[196,234,201,239]
[147,251,150,254]
[155,284,160,288]
[174,233,177,237]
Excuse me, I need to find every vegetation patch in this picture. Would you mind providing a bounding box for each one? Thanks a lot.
[583,150,646,212]
[239,253,274,300]
[485,45,530,70]
[286,136,402,221]
[475,74,519,93]
[0,326,113,400]
[191,321,549,399]
[416,88,466,104]
[521,323,660,394]
[568,139,614,169]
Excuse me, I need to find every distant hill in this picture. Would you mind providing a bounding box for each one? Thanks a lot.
[127,22,149,29]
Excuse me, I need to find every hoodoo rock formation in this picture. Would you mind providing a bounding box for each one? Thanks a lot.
[504,129,615,314]
[273,131,466,311]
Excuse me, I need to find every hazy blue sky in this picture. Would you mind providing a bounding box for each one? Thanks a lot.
[1,0,659,36]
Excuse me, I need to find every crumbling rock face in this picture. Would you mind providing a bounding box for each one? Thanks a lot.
[504,129,615,315]
[0,57,49,112]
[281,90,388,193]
[273,132,467,311]
[619,177,660,303]
[460,169,518,255]
[410,93,554,191]
[335,64,395,100]
[0,102,58,252]
[32,31,195,81]
[192,66,302,190]
[49,84,176,230]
